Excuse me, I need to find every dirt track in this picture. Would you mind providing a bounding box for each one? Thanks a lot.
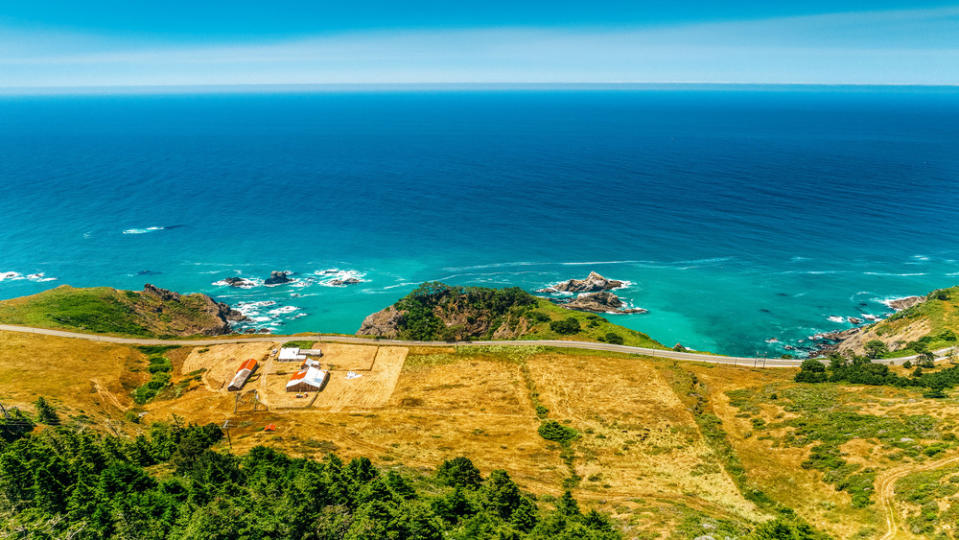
[876,454,959,540]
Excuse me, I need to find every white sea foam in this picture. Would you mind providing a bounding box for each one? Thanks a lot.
[559,260,648,266]
[441,261,540,272]
[233,300,276,318]
[0,272,25,282]
[383,281,419,290]
[912,255,930,261]
[0,271,57,283]
[212,277,262,289]
[827,316,845,323]
[864,272,926,277]
[318,269,369,287]
[122,226,164,235]
[268,306,300,316]
[674,256,733,265]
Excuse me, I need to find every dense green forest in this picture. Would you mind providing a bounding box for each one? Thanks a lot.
[394,282,539,340]
[0,412,621,539]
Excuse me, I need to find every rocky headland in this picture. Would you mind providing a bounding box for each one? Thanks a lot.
[0,284,247,337]
[807,292,941,357]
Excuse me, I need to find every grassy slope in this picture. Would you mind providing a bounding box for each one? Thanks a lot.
[14,330,959,537]
[0,286,149,335]
[0,285,229,337]
[519,298,663,348]
[850,286,959,357]
[0,333,757,537]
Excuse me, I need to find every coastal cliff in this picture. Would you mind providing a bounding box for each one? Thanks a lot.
[816,286,959,357]
[0,284,245,337]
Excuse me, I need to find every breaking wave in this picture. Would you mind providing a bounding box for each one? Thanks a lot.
[0,271,58,283]
[122,226,165,235]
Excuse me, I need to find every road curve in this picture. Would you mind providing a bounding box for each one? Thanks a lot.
[0,324,952,369]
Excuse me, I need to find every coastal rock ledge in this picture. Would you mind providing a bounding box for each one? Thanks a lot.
[358,306,404,339]
[558,291,648,315]
[537,271,626,294]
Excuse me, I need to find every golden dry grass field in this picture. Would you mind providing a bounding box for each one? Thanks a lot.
[6,329,959,538]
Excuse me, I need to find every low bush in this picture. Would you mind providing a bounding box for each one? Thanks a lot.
[538,420,579,444]
[549,317,581,335]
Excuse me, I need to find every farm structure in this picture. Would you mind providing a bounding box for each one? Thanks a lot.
[286,365,329,393]
[277,347,323,362]
[227,358,258,391]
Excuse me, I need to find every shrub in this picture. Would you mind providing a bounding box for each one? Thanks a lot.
[538,421,579,444]
[549,317,581,335]
[34,397,59,425]
[436,456,483,488]
[795,359,827,383]
[604,332,624,345]
[529,311,551,323]
[865,340,888,359]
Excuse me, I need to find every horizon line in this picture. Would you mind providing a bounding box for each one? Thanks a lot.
[2,81,959,96]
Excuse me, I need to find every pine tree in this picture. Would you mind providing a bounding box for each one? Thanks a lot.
[34,396,59,425]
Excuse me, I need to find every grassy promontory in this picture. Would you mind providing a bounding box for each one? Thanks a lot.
[357,282,664,348]
[0,284,244,337]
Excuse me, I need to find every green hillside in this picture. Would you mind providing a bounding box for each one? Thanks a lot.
[839,286,959,357]
[0,284,242,337]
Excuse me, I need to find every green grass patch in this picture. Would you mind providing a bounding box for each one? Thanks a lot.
[133,352,175,404]
[0,286,150,335]
[282,340,316,349]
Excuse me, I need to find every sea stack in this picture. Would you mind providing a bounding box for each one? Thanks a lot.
[537,271,626,294]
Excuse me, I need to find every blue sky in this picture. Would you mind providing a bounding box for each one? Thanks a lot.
[1,1,958,88]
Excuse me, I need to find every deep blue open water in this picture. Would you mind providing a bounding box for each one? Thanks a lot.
[1,88,958,356]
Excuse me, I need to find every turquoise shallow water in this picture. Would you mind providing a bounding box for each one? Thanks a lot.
[0,88,958,356]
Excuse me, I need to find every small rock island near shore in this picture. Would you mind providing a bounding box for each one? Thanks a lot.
[538,271,647,315]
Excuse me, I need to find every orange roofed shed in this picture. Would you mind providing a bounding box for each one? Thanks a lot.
[228,359,258,391]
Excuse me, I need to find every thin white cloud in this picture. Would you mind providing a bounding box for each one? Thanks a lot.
[1,6,957,87]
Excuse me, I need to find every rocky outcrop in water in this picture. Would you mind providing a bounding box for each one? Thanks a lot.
[537,271,626,294]
[220,277,254,288]
[560,291,647,314]
[885,296,924,311]
[264,271,293,285]
[327,277,363,286]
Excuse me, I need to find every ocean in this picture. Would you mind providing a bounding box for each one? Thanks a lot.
[1,87,958,356]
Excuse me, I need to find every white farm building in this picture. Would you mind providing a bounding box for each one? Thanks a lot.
[286,365,330,393]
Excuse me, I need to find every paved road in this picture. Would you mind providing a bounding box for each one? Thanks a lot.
[0,324,953,369]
